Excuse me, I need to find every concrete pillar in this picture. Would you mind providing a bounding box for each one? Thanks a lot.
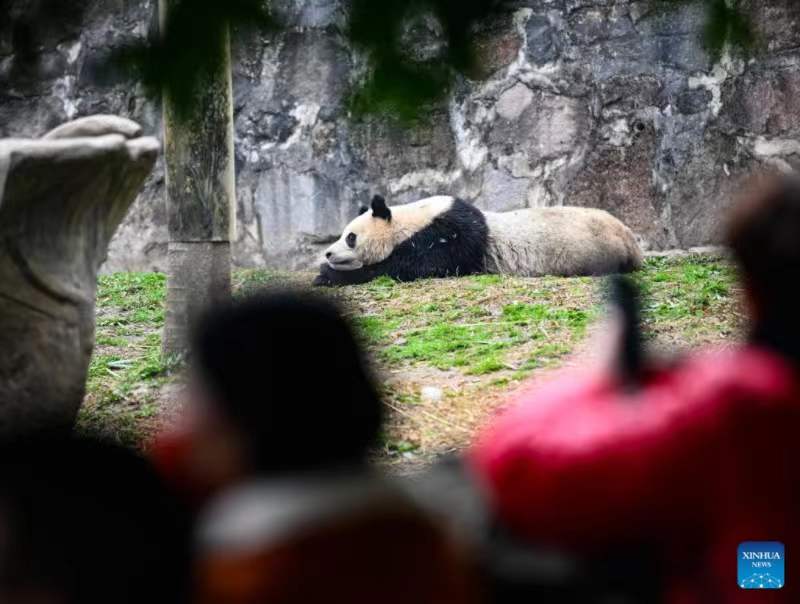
[159,0,236,356]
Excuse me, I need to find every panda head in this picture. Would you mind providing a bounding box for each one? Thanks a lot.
[324,195,395,271]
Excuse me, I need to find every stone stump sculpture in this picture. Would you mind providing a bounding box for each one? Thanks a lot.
[0,116,159,437]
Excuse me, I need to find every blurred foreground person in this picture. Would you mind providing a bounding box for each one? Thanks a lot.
[197,470,479,604]
[153,292,481,604]
[152,291,384,505]
[0,436,191,604]
[470,176,800,603]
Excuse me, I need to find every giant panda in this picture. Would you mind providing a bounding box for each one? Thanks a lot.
[313,194,643,286]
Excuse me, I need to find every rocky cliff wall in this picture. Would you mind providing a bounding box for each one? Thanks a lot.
[3,0,800,271]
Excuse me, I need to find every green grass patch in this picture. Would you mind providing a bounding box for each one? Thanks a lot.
[467,354,507,376]
[354,315,401,345]
[635,255,737,335]
[383,300,591,374]
[384,439,420,456]
[466,274,504,289]
[502,303,589,331]
[385,322,499,369]
[368,275,397,289]
[80,273,173,446]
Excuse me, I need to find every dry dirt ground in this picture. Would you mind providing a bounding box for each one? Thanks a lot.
[81,254,744,468]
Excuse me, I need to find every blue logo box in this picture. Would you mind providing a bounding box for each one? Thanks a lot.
[738,542,785,589]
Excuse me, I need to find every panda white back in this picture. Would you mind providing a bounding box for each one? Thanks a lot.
[484,207,643,277]
[390,196,458,236]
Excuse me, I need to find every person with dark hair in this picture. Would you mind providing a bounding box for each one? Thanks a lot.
[727,175,800,361]
[152,290,481,604]
[152,290,383,503]
[469,176,800,603]
[0,436,192,604]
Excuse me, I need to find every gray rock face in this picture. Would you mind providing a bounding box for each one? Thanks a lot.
[0,116,158,436]
[3,0,800,269]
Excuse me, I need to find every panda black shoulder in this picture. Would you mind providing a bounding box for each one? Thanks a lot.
[447,197,485,221]
[440,198,489,250]
[432,197,489,275]
[378,197,489,281]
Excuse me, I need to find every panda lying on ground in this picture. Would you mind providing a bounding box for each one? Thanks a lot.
[313,195,643,286]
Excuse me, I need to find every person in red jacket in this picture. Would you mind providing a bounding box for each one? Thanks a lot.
[470,175,800,603]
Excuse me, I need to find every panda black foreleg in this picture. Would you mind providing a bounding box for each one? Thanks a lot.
[312,263,383,287]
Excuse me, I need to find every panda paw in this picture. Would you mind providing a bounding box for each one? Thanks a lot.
[312,264,335,287]
[313,263,378,286]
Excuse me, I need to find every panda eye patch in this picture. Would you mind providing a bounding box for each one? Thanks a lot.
[346,233,357,248]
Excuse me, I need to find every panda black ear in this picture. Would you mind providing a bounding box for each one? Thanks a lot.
[358,206,368,216]
[371,195,391,221]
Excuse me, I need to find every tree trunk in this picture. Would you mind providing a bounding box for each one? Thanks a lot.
[160,0,236,357]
